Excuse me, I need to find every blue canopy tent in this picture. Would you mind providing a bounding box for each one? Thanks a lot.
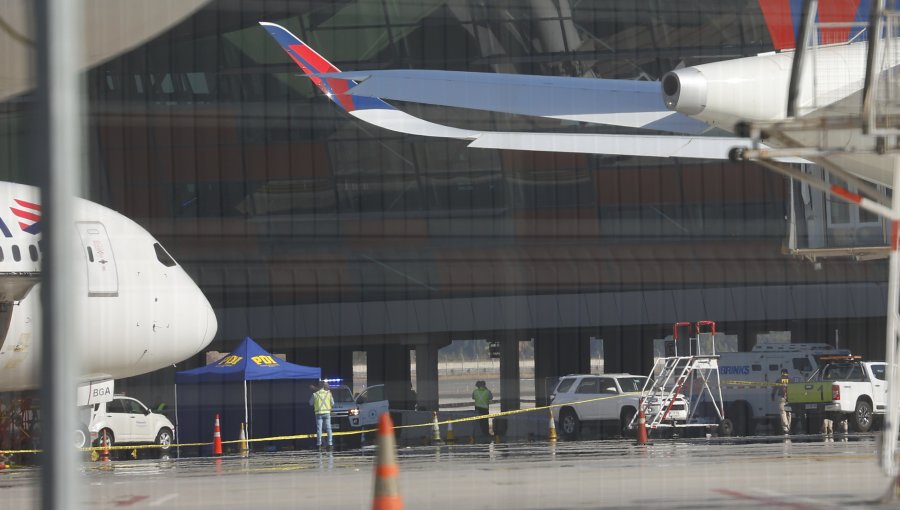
[174,337,321,453]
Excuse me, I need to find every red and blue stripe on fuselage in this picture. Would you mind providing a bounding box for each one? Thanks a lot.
[259,22,393,113]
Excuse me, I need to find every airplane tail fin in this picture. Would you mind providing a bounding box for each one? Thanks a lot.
[258,22,392,112]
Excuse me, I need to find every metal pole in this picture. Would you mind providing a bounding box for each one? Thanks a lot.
[35,0,84,508]
[880,155,900,480]
[243,380,249,439]
[174,383,180,458]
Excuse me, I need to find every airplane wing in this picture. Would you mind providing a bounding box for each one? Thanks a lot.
[259,22,759,162]
[318,69,711,135]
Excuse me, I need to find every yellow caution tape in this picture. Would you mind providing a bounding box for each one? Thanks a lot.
[0,391,641,455]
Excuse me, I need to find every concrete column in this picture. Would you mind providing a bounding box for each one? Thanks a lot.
[415,342,439,411]
[534,333,557,407]
[533,329,590,405]
[499,334,520,412]
[368,343,413,410]
[602,326,622,374]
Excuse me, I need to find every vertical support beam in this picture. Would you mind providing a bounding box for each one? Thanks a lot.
[415,342,439,412]
[366,342,387,387]
[602,326,622,374]
[499,334,520,412]
[880,156,900,478]
[375,343,412,410]
[533,333,557,407]
[36,0,83,509]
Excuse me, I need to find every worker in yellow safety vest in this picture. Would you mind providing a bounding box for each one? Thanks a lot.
[472,380,493,437]
[771,369,791,435]
[309,380,334,449]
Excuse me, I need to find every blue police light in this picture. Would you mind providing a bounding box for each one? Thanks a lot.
[322,378,343,384]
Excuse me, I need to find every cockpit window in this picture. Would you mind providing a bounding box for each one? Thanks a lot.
[153,243,176,267]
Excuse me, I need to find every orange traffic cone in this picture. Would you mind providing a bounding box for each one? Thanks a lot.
[213,414,223,456]
[100,430,111,462]
[636,408,649,445]
[372,412,403,510]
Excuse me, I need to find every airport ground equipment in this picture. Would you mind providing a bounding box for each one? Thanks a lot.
[635,321,730,436]
[0,395,37,461]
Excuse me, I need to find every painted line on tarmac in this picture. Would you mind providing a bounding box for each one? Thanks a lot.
[714,488,823,510]
[147,493,178,507]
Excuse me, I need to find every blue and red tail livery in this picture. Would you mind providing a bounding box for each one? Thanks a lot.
[258,22,393,113]
[758,0,869,50]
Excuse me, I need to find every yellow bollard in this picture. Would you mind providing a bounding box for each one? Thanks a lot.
[446,421,455,444]
[239,422,249,457]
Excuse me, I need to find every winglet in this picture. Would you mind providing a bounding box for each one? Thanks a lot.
[258,22,392,112]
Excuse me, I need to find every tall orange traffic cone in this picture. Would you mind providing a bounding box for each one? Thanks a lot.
[636,408,649,445]
[100,430,111,462]
[372,412,403,510]
[213,414,223,456]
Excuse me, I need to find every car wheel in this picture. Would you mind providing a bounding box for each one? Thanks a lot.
[853,400,873,433]
[559,408,580,440]
[156,428,173,451]
[620,408,636,438]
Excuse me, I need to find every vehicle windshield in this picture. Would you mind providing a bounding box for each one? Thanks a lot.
[617,377,647,393]
[331,387,354,403]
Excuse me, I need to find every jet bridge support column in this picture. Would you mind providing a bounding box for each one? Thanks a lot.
[534,329,589,406]
[499,333,521,412]
[367,342,413,410]
[415,341,439,412]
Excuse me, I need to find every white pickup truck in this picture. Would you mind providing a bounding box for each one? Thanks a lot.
[787,357,886,432]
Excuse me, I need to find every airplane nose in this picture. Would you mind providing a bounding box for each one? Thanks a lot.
[202,301,218,350]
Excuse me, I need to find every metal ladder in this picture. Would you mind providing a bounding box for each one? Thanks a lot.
[642,356,695,429]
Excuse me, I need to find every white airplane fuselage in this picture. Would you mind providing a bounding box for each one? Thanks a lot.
[0,182,217,392]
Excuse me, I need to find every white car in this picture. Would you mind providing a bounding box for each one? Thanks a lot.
[550,374,648,440]
[85,396,175,453]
